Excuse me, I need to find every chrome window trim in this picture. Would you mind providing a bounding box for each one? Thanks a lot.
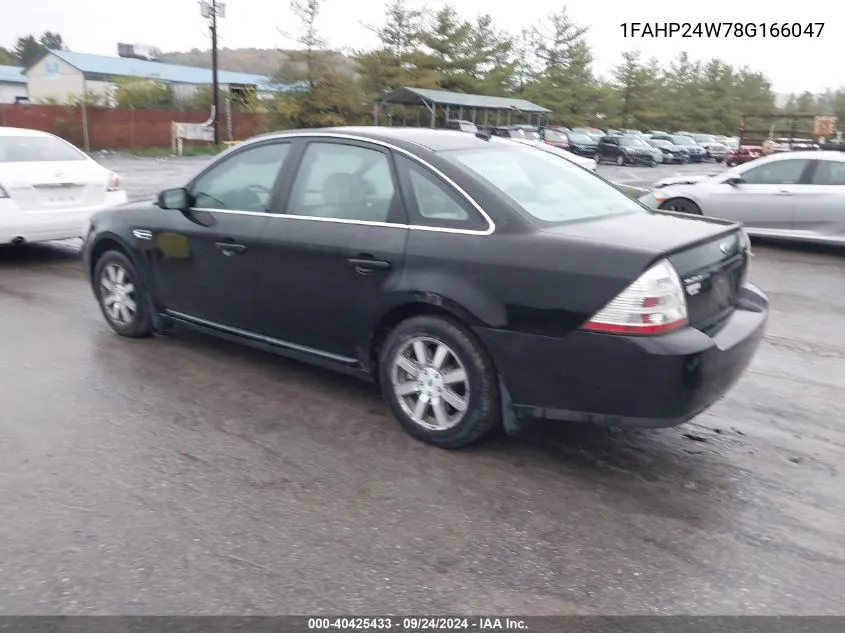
[190,131,496,236]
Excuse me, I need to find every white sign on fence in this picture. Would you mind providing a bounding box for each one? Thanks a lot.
[171,121,214,155]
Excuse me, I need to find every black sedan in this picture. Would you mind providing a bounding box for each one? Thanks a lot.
[564,130,599,157]
[647,138,689,164]
[83,127,768,449]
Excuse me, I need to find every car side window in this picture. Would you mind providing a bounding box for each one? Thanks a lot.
[741,159,809,185]
[286,142,399,223]
[396,155,488,231]
[810,160,845,185]
[192,142,290,211]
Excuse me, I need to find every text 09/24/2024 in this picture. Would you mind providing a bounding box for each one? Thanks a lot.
[620,22,825,38]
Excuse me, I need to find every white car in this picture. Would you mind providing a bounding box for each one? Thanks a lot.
[0,127,128,245]
[505,137,598,171]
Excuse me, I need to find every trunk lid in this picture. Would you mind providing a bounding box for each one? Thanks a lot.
[0,160,109,211]
[541,210,749,331]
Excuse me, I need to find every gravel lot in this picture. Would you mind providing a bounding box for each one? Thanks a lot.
[0,156,843,615]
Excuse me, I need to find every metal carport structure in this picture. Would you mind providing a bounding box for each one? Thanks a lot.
[374,86,552,128]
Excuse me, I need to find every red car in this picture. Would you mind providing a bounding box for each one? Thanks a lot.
[542,128,571,151]
[725,146,761,166]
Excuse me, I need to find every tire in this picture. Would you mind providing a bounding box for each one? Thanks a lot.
[658,197,702,215]
[93,250,154,338]
[615,154,625,166]
[378,315,501,449]
[715,157,724,163]
[649,158,657,168]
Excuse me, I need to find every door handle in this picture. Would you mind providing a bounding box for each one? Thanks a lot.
[215,241,247,256]
[348,256,391,273]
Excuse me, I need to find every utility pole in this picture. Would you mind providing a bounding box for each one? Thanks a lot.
[201,0,225,146]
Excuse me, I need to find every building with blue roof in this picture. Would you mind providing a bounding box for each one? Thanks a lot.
[25,49,300,105]
[0,64,28,103]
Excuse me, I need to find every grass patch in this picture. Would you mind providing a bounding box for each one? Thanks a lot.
[109,144,223,157]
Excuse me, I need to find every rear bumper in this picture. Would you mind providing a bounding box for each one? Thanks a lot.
[476,283,768,428]
[0,192,128,244]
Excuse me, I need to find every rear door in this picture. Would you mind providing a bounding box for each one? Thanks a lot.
[791,158,845,240]
[252,138,409,360]
[705,158,812,233]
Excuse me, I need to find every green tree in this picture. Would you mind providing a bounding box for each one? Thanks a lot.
[509,29,534,95]
[662,52,705,130]
[14,35,43,66]
[112,77,173,108]
[589,81,623,128]
[418,5,474,92]
[13,31,66,66]
[272,0,366,128]
[465,14,517,96]
[696,59,738,132]
[521,9,594,126]
[179,85,214,111]
[0,47,18,65]
[612,50,664,129]
[39,32,65,50]
[66,91,108,107]
[355,0,436,97]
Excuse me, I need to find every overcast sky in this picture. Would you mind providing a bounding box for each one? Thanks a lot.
[1,0,838,93]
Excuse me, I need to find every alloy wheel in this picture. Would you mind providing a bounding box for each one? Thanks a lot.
[390,336,470,431]
[99,263,137,326]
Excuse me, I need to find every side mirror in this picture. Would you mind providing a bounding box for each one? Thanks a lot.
[157,187,191,210]
[725,176,744,186]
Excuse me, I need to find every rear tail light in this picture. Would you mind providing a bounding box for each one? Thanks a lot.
[106,172,122,192]
[581,259,688,335]
[0,184,8,198]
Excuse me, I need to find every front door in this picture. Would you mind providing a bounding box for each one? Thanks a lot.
[707,157,811,233]
[146,141,292,331]
[253,139,408,360]
[598,137,618,161]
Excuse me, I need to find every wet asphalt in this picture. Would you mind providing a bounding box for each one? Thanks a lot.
[0,157,843,615]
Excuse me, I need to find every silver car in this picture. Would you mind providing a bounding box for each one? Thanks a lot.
[639,151,845,244]
[689,134,728,162]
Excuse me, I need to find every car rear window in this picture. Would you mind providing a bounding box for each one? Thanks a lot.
[671,135,695,145]
[445,144,645,225]
[0,135,88,162]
